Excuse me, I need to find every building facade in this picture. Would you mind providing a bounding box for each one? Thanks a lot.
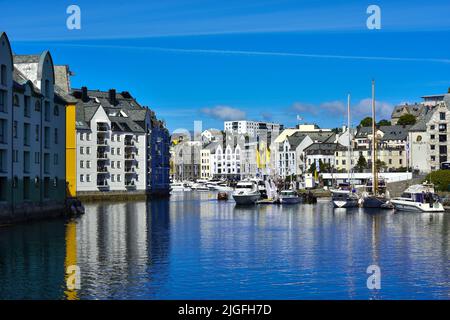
[69,87,170,197]
[0,32,71,222]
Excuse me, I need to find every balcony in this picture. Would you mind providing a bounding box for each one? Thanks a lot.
[97,139,108,146]
[124,140,135,147]
[97,152,108,160]
[125,167,135,174]
[97,180,109,190]
[97,166,108,174]
[125,153,135,160]
[125,180,136,189]
[97,123,108,132]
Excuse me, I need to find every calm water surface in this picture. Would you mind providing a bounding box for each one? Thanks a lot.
[0,191,449,300]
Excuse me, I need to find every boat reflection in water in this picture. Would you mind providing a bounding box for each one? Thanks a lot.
[0,192,449,299]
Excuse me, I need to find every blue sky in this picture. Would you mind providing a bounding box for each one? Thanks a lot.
[2,0,450,132]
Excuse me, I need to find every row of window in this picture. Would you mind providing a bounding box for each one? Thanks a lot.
[79,174,139,183]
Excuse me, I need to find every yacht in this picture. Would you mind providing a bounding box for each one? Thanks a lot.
[390,183,444,212]
[330,94,359,209]
[279,190,302,204]
[191,182,210,191]
[362,179,392,209]
[170,182,191,192]
[232,181,261,205]
[331,186,359,208]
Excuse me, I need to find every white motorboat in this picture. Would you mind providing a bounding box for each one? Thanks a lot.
[210,183,234,192]
[170,182,191,192]
[232,181,261,205]
[390,183,444,212]
[191,183,210,191]
[279,190,302,204]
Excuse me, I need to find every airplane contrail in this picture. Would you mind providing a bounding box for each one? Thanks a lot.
[54,43,450,64]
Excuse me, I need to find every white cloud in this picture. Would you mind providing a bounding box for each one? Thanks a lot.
[201,105,246,121]
[291,98,394,120]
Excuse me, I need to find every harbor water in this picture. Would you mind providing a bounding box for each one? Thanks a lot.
[0,191,449,300]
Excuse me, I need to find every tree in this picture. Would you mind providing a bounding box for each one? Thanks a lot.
[375,159,387,172]
[359,117,373,127]
[356,155,367,172]
[426,170,450,192]
[397,114,416,125]
[377,119,391,126]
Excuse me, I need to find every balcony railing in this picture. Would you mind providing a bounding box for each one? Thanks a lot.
[97,123,108,132]
[125,167,135,173]
[97,139,108,145]
[97,166,108,173]
[97,181,109,189]
[125,154,135,160]
[124,140,134,146]
[97,153,108,159]
[125,181,136,189]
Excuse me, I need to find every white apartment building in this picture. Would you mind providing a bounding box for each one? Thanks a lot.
[224,120,282,143]
[72,88,154,194]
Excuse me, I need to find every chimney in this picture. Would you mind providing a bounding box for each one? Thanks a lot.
[81,86,88,102]
[109,89,117,105]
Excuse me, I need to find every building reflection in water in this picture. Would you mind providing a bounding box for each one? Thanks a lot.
[75,200,170,299]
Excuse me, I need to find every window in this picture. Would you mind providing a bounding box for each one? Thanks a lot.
[86,147,91,155]
[0,119,5,143]
[35,125,39,141]
[416,135,422,142]
[24,152,30,173]
[53,105,59,116]
[34,152,40,164]
[13,95,19,107]
[54,128,58,144]
[439,124,447,132]
[24,96,30,117]
[117,174,121,182]
[440,112,446,121]
[431,145,435,150]
[399,159,403,165]
[13,121,18,138]
[117,161,121,169]
[24,123,30,146]
[87,133,91,141]
[12,150,18,163]
[0,90,6,112]
[111,174,115,182]
[439,145,447,155]
[430,125,435,130]
[44,127,49,148]
[45,80,50,98]
[44,101,50,121]
[439,135,447,143]
[111,161,115,169]
[117,148,121,155]
[86,160,91,169]
[35,100,41,112]
[0,64,6,85]
[80,160,84,168]
[80,133,84,141]
[80,174,84,182]
[111,148,115,155]
[431,134,435,140]
[80,147,84,154]
[54,154,58,165]
[87,174,91,182]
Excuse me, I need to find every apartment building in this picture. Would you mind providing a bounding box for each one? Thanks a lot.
[0,32,72,222]
[224,120,282,146]
[69,87,170,196]
[172,140,201,181]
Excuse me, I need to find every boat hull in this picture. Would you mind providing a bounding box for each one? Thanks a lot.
[363,196,391,209]
[233,194,260,205]
[333,199,359,208]
[280,197,302,204]
[391,200,445,212]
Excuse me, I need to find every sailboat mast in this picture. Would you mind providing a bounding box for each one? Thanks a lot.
[371,80,378,195]
[347,94,351,187]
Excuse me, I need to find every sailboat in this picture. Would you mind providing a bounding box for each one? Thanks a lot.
[331,94,359,208]
[362,80,392,209]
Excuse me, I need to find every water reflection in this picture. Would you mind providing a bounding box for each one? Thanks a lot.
[0,192,449,299]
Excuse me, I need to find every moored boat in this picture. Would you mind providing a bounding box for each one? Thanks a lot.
[232,181,261,205]
[279,190,302,204]
[390,183,444,212]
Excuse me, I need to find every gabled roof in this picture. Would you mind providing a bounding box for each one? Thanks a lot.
[304,142,341,155]
[379,125,412,141]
